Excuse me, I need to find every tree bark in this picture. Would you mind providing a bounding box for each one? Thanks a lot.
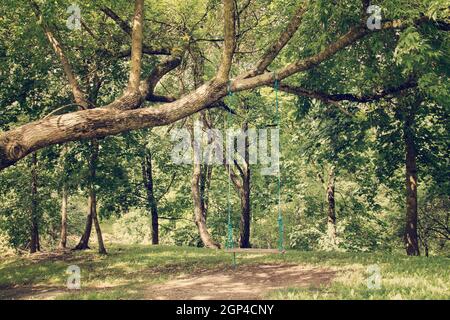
[238,171,251,248]
[89,140,106,254]
[142,151,159,245]
[128,0,145,93]
[92,192,107,255]
[192,163,220,249]
[403,108,420,256]
[30,152,40,253]
[58,186,68,249]
[74,140,106,253]
[238,120,251,248]
[191,154,220,248]
[224,109,252,248]
[326,167,337,246]
[74,197,93,250]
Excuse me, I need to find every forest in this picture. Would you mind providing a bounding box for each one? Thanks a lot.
[0,0,449,300]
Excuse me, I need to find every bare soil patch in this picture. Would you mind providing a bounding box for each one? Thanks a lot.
[0,263,336,300]
[145,264,336,300]
[0,285,64,300]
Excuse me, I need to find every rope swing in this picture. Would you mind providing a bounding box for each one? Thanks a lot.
[224,77,285,263]
[226,81,234,251]
[274,76,284,253]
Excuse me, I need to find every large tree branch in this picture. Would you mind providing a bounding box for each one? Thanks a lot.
[232,25,369,92]
[128,0,145,93]
[216,0,236,81]
[232,16,445,92]
[278,78,418,105]
[0,14,438,170]
[104,2,182,110]
[30,1,90,109]
[140,56,182,102]
[103,0,147,111]
[242,2,308,78]
[0,81,225,170]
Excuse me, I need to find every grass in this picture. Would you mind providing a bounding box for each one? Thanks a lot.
[267,251,450,300]
[0,245,448,300]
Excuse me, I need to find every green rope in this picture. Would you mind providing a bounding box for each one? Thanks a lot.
[274,78,284,252]
[226,81,234,250]
[224,78,284,255]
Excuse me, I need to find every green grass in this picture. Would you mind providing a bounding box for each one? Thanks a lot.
[0,245,448,300]
[267,251,450,300]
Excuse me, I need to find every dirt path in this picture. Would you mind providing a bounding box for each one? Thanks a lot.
[0,285,65,300]
[144,264,336,300]
[0,263,336,300]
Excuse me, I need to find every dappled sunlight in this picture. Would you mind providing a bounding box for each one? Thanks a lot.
[1,245,448,300]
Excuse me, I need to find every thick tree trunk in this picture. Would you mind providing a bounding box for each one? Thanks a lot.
[58,186,68,249]
[142,151,159,245]
[30,152,40,253]
[403,109,420,256]
[326,167,337,246]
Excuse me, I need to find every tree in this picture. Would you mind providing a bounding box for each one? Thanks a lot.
[74,140,107,254]
[224,96,252,248]
[190,114,221,249]
[401,96,421,255]
[0,0,448,256]
[2,1,446,169]
[142,146,159,245]
[58,184,68,249]
[29,152,40,253]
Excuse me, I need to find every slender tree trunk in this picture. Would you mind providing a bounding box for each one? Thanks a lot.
[74,200,93,250]
[225,111,252,248]
[403,108,420,256]
[424,240,429,257]
[30,152,40,253]
[92,191,107,254]
[326,167,337,246]
[89,140,106,254]
[58,186,68,249]
[239,120,251,248]
[74,140,106,253]
[192,162,221,249]
[142,151,159,245]
[189,115,220,249]
[239,172,251,248]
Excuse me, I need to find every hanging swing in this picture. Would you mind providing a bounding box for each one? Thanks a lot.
[224,77,285,262]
